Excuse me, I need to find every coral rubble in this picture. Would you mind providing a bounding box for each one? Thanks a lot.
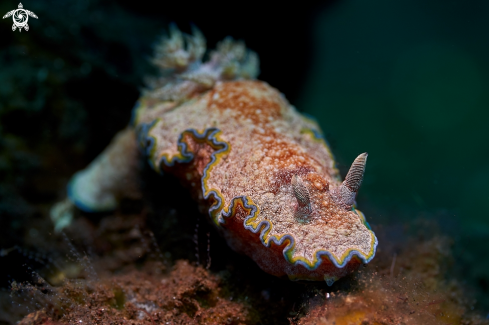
[15,260,254,325]
[292,228,489,325]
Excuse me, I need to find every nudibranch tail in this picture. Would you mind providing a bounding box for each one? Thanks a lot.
[151,24,205,71]
[212,37,260,80]
[146,25,259,103]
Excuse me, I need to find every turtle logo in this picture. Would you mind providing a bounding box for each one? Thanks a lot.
[2,3,38,32]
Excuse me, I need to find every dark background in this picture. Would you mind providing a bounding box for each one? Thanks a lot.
[1,0,488,313]
[297,1,489,304]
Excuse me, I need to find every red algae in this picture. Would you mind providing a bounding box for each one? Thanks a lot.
[15,260,255,325]
[292,231,489,325]
[7,203,489,325]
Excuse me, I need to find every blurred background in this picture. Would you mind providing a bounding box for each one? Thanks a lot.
[0,0,488,315]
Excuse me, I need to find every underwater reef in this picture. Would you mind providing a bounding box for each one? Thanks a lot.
[2,203,488,324]
[15,260,255,325]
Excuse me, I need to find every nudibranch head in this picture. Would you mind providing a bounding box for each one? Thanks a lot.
[133,26,377,285]
[220,146,377,284]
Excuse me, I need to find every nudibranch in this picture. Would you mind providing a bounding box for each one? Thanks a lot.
[51,26,378,284]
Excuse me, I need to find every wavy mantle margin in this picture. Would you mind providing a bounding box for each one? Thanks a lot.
[140,126,378,275]
[220,196,378,272]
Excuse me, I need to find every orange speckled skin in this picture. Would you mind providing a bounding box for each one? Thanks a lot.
[134,80,377,283]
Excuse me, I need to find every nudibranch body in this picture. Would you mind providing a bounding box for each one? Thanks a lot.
[52,26,377,284]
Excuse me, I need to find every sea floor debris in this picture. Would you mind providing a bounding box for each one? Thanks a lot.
[14,260,254,325]
[291,224,489,325]
[2,207,488,325]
